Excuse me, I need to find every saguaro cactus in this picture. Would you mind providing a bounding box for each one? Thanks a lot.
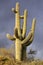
[6,2,36,61]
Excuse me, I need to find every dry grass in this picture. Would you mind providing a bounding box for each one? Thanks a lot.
[0,48,43,65]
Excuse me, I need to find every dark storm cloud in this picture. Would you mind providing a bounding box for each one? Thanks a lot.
[0,0,43,59]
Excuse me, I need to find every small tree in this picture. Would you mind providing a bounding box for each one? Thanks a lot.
[28,49,37,61]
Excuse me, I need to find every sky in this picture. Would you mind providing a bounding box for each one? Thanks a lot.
[0,0,43,59]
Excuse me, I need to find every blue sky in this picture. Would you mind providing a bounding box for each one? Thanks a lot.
[0,0,43,59]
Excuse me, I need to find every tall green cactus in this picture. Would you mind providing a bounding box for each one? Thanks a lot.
[6,2,36,61]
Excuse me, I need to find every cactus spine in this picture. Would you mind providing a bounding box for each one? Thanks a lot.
[6,2,36,61]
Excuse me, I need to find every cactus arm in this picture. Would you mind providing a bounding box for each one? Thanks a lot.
[20,16,24,19]
[21,31,32,45]
[29,18,36,41]
[31,18,36,33]
[6,33,16,40]
[12,8,17,13]
[21,18,36,45]
[22,10,28,38]
[29,36,34,43]
[26,18,36,46]
[25,35,34,46]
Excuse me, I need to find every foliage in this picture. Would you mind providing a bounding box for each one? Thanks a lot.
[28,49,37,61]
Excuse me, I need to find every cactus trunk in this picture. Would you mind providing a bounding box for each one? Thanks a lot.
[21,45,26,60]
[15,39,26,61]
